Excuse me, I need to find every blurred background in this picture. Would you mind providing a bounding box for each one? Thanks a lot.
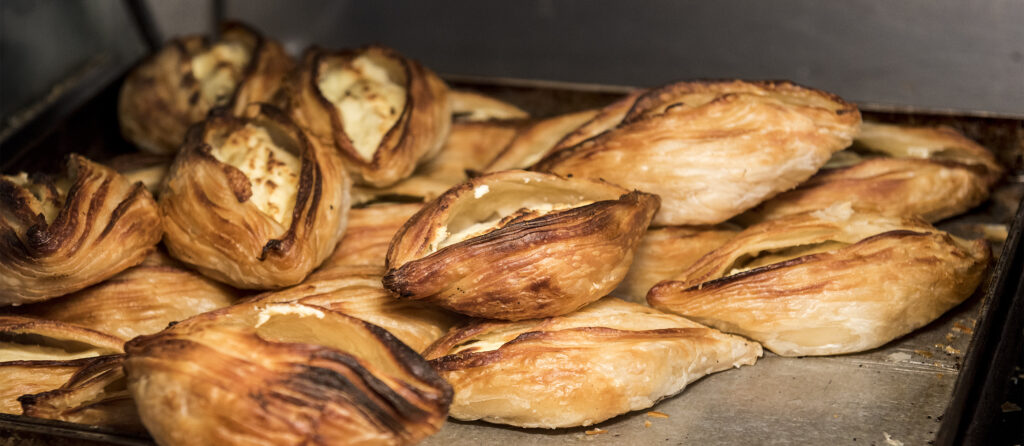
[2,0,1022,133]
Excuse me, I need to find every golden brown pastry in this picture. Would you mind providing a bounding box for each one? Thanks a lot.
[422,298,762,428]
[16,250,238,341]
[351,120,522,204]
[0,317,124,414]
[449,89,529,122]
[160,103,350,289]
[740,121,1004,224]
[119,22,293,154]
[534,80,861,226]
[548,90,644,153]
[106,152,173,196]
[288,45,451,187]
[612,225,739,302]
[647,205,990,356]
[19,354,144,432]
[261,264,460,352]
[0,155,162,306]
[124,300,452,446]
[484,109,599,172]
[327,202,422,268]
[384,170,660,320]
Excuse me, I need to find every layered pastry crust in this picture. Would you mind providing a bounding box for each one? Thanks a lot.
[0,155,162,306]
[612,225,739,302]
[647,206,990,356]
[484,109,599,172]
[449,90,530,122]
[741,121,1003,224]
[327,203,423,268]
[119,22,293,154]
[534,80,861,225]
[288,45,451,187]
[422,298,762,428]
[160,104,349,289]
[384,170,659,320]
[124,300,452,446]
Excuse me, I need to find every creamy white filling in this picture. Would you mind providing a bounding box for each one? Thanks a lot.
[318,54,407,161]
[211,124,301,226]
[191,41,252,106]
[255,304,325,328]
[433,201,590,251]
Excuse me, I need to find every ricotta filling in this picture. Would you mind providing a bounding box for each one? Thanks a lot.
[211,124,301,226]
[191,41,252,106]
[726,241,849,276]
[318,53,407,161]
[255,304,325,328]
[4,173,69,224]
[432,201,591,251]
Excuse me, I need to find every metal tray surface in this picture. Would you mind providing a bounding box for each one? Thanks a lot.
[1,76,1022,446]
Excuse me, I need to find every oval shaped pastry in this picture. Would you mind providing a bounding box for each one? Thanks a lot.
[612,225,739,303]
[119,22,293,154]
[0,155,162,306]
[422,298,762,428]
[261,264,460,352]
[16,250,237,341]
[384,170,660,320]
[740,121,1004,224]
[534,80,861,226]
[160,103,350,289]
[124,300,452,446]
[288,45,450,187]
[19,354,144,432]
[647,205,991,356]
[0,316,123,414]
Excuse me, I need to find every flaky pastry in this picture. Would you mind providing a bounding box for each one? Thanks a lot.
[648,205,990,356]
[160,104,350,289]
[17,250,237,341]
[484,109,599,172]
[612,225,739,302]
[0,155,162,306]
[422,298,762,428]
[19,354,144,432]
[106,153,173,196]
[384,170,659,320]
[326,203,422,268]
[449,90,530,122]
[288,45,451,187]
[119,22,293,154]
[124,300,452,446]
[534,80,861,225]
[740,121,1003,224]
[0,317,123,414]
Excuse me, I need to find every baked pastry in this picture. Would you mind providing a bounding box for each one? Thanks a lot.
[449,90,530,122]
[351,120,522,204]
[384,170,660,320]
[534,80,861,225]
[0,317,123,414]
[326,202,422,267]
[160,103,350,289]
[17,250,237,341]
[288,45,450,187]
[647,205,991,356]
[548,90,644,153]
[106,153,173,196]
[119,22,293,154]
[612,225,739,302]
[422,298,762,428]
[484,109,599,171]
[0,155,162,306]
[740,121,1004,224]
[261,264,460,352]
[19,354,144,432]
[124,300,452,446]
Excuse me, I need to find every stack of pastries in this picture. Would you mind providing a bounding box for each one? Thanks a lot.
[0,23,1004,445]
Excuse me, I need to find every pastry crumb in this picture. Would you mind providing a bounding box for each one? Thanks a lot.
[585,428,607,435]
[644,420,652,428]
[883,432,904,446]
[646,411,669,418]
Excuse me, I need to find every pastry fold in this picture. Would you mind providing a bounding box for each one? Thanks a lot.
[160,103,350,289]
[612,225,739,302]
[483,109,599,172]
[534,80,861,225]
[19,354,144,432]
[0,317,124,414]
[449,90,529,122]
[422,298,762,428]
[288,45,451,187]
[119,22,293,154]
[647,206,990,356]
[17,250,237,341]
[327,203,422,268]
[0,155,162,306]
[124,300,452,446]
[740,121,1003,224]
[384,170,659,320]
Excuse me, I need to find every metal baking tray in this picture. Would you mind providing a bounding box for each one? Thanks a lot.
[1,73,1022,446]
